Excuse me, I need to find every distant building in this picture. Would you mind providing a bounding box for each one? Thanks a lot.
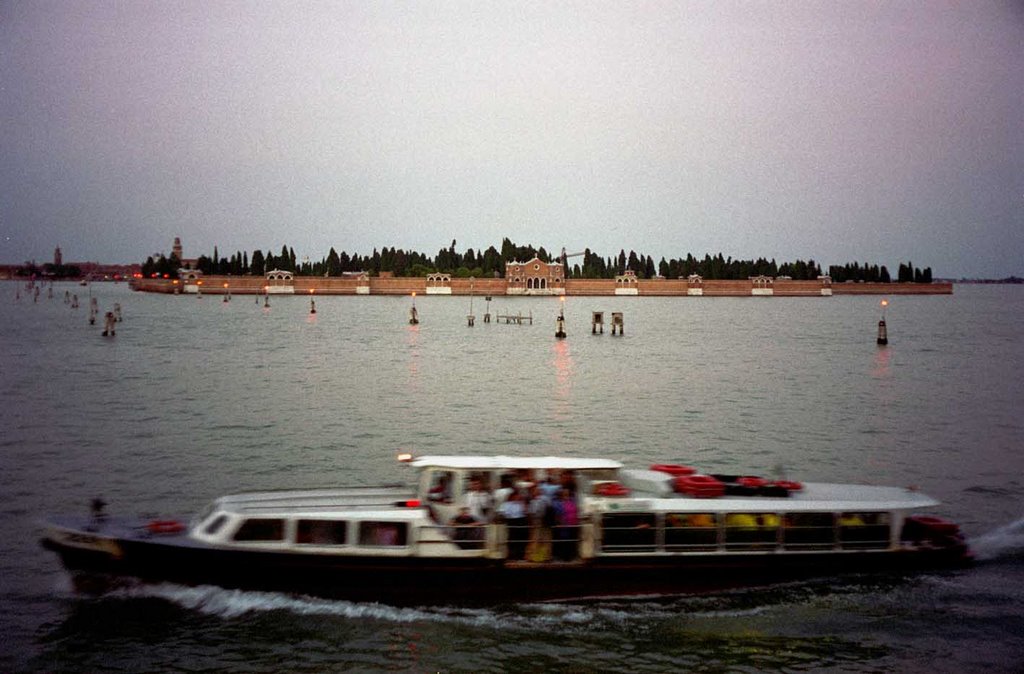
[614,269,638,295]
[172,236,198,269]
[54,246,63,267]
[426,273,452,294]
[505,257,565,295]
[266,269,294,283]
[751,275,774,296]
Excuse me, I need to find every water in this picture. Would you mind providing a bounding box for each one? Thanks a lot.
[2,282,1022,672]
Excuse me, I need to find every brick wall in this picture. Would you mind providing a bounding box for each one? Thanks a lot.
[131,276,954,296]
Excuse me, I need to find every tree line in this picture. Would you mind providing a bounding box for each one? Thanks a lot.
[14,262,83,279]
[140,238,934,283]
[826,261,932,284]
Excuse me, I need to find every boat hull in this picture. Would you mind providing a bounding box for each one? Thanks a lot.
[42,525,971,605]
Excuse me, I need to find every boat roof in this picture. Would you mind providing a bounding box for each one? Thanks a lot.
[214,487,416,516]
[635,483,940,511]
[793,482,939,509]
[409,455,622,471]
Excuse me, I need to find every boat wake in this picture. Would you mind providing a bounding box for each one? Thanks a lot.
[969,516,1024,561]
[98,577,896,630]
[106,583,492,624]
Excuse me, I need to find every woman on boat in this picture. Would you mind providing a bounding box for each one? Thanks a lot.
[552,488,579,561]
[527,484,553,562]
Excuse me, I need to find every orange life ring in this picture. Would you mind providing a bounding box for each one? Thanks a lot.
[650,464,696,476]
[147,519,186,535]
[674,474,725,498]
[771,480,803,492]
[595,482,631,497]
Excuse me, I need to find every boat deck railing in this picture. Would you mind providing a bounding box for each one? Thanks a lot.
[417,515,895,560]
[599,513,894,554]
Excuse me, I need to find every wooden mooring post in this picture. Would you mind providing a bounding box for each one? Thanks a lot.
[409,292,419,325]
[877,299,888,345]
[592,311,604,334]
[102,311,116,337]
[611,312,624,335]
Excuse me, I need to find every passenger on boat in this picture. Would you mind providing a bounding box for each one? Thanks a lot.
[493,474,515,510]
[527,484,553,562]
[450,507,484,550]
[515,469,536,492]
[465,476,493,522]
[428,472,453,503]
[552,488,579,561]
[497,490,528,560]
[539,471,561,501]
[559,469,578,495]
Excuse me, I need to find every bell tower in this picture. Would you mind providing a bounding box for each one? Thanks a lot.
[172,237,183,261]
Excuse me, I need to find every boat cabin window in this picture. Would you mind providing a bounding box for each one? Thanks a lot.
[601,513,656,552]
[203,514,229,536]
[838,512,891,550]
[724,512,780,549]
[296,519,348,546]
[783,513,835,549]
[358,521,408,547]
[665,513,718,551]
[427,471,454,504]
[233,518,285,542]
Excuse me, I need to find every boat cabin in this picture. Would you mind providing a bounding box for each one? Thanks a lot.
[185,456,948,563]
[410,455,621,524]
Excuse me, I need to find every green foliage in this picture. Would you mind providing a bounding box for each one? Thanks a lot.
[141,239,932,282]
[141,253,180,278]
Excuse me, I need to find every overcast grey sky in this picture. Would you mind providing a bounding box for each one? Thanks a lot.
[2,1,1022,277]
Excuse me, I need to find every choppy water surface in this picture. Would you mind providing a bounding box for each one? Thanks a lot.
[1,282,1022,672]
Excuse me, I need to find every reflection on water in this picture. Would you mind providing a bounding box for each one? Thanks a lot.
[550,339,573,423]
[406,323,420,391]
[871,343,891,379]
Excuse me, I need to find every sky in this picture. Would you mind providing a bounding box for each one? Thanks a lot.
[1,1,1022,278]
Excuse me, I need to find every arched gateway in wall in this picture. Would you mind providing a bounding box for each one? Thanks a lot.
[426,273,452,295]
[265,269,296,294]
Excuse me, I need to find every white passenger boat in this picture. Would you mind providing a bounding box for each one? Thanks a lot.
[41,455,971,604]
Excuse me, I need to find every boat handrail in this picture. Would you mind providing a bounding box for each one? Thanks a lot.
[415,523,503,558]
[232,501,424,513]
[596,512,895,554]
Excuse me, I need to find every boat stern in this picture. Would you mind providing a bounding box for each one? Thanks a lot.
[901,514,974,565]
